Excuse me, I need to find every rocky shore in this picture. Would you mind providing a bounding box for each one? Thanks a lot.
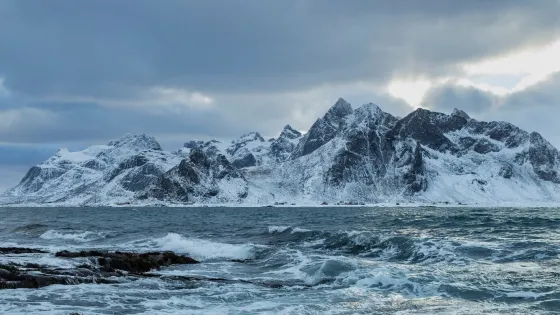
[0,247,199,289]
[0,247,292,291]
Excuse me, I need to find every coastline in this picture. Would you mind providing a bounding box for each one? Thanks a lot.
[2,201,560,208]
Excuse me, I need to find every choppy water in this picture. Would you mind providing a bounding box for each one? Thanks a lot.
[0,206,559,314]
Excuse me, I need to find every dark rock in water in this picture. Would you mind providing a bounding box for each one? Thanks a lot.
[55,250,199,273]
[1,249,199,290]
[0,262,117,289]
[0,247,48,254]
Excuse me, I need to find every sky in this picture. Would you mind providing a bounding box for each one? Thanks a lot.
[1,0,560,191]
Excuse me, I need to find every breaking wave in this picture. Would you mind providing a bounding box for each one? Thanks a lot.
[266,227,457,263]
[39,230,106,242]
[153,232,259,261]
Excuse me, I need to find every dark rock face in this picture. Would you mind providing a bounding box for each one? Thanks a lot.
[499,165,514,179]
[472,139,500,154]
[326,104,397,188]
[401,141,428,195]
[452,108,470,120]
[143,149,248,202]
[468,121,529,149]
[107,154,150,181]
[226,132,267,168]
[291,98,354,158]
[269,125,302,162]
[279,125,302,140]
[324,98,353,123]
[527,132,560,183]
[107,134,162,151]
[17,166,66,193]
[393,109,465,153]
[231,152,257,168]
[120,164,166,192]
[184,140,205,149]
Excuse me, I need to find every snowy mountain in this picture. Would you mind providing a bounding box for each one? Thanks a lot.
[3,98,560,206]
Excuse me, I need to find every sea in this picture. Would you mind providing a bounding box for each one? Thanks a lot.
[0,206,559,314]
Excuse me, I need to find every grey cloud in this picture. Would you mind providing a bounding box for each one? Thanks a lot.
[0,98,238,144]
[421,83,498,114]
[0,0,559,99]
[422,72,560,147]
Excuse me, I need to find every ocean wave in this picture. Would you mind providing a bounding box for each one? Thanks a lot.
[268,226,291,233]
[39,230,106,242]
[267,226,312,234]
[266,227,458,263]
[154,232,259,261]
[11,223,49,236]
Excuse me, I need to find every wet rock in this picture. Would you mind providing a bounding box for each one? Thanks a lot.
[1,250,199,290]
[0,262,117,289]
[0,247,48,254]
[55,250,199,273]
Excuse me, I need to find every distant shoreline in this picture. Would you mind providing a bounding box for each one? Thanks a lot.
[2,202,560,208]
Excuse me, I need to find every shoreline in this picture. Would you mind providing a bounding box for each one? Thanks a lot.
[2,202,560,208]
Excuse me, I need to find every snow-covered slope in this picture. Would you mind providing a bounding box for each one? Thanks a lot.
[3,98,560,206]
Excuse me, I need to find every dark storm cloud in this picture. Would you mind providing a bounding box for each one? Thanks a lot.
[0,0,559,97]
[0,100,237,144]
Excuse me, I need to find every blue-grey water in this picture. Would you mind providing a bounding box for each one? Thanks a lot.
[0,206,559,314]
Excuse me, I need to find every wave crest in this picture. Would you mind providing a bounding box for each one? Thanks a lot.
[39,230,105,242]
[154,233,258,261]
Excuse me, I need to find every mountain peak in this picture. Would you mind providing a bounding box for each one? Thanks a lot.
[452,108,470,120]
[107,133,162,151]
[235,132,265,143]
[355,102,381,115]
[280,125,302,139]
[326,98,353,119]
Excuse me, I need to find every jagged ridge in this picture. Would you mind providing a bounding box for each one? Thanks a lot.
[3,98,560,206]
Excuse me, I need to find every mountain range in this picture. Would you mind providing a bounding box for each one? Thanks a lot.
[3,98,560,206]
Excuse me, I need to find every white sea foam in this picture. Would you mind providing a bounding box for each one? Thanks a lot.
[154,232,257,261]
[267,226,311,234]
[268,226,291,233]
[504,291,552,299]
[39,230,103,242]
[291,227,311,233]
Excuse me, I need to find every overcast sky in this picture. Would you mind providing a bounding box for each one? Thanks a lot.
[1,0,560,191]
